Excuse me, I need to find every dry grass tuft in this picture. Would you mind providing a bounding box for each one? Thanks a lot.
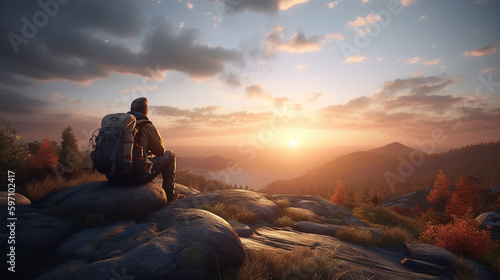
[283,207,314,222]
[452,256,481,280]
[22,172,106,202]
[275,215,295,228]
[223,247,338,280]
[378,226,413,247]
[352,205,423,239]
[274,198,290,209]
[335,227,376,247]
[333,270,375,280]
[204,203,259,224]
[335,226,412,248]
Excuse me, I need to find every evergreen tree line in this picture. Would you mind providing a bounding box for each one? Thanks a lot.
[0,122,84,189]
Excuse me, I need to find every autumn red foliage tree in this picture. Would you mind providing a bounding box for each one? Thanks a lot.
[420,212,492,260]
[445,176,481,217]
[30,137,59,170]
[330,180,345,205]
[427,170,452,211]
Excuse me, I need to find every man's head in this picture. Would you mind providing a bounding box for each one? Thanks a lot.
[131,97,148,115]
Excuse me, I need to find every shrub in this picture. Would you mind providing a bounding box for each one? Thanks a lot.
[204,203,258,224]
[419,213,493,260]
[390,205,413,217]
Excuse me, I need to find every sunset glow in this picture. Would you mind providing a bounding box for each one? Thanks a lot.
[1,0,499,152]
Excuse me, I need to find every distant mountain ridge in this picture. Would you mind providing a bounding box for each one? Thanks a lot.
[369,142,415,155]
[263,141,500,198]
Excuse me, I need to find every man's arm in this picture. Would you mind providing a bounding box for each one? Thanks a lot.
[143,123,166,156]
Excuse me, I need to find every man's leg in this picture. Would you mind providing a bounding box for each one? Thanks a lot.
[151,151,176,202]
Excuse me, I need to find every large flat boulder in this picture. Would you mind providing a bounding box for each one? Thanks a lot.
[272,194,368,227]
[38,208,245,280]
[34,181,168,223]
[172,189,282,223]
[3,207,77,259]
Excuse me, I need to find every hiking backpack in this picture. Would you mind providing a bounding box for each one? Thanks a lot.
[90,113,153,177]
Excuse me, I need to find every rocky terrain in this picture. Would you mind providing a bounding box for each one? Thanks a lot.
[1,182,497,280]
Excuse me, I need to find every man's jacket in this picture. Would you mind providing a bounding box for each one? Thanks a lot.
[128,111,166,157]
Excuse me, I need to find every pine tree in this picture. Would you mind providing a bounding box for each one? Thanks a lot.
[60,126,83,173]
[0,121,31,173]
[427,170,452,211]
[330,180,345,205]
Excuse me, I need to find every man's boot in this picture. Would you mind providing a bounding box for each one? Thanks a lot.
[165,188,177,204]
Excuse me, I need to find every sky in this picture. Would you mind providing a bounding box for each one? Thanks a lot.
[1,0,500,157]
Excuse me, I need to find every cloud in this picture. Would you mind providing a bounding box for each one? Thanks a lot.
[244,84,304,111]
[406,57,442,65]
[314,75,500,144]
[0,90,48,115]
[245,84,273,100]
[401,0,416,7]
[305,92,324,102]
[51,94,86,105]
[343,55,366,64]
[265,26,343,54]
[380,76,451,94]
[0,1,240,84]
[462,43,499,57]
[327,1,338,9]
[321,76,462,119]
[220,0,310,14]
[346,13,381,35]
[221,72,241,87]
[150,105,276,136]
[186,2,194,9]
[279,0,310,10]
[295,63,309,70]
[480,67,497,74]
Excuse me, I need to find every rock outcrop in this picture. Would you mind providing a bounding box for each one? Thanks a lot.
[476,211,500,240]
[1,181,497,280]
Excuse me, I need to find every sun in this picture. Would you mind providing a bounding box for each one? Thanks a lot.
[289,139,297,147]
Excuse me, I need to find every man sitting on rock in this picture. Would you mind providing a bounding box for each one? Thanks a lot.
[107,97,178,203]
